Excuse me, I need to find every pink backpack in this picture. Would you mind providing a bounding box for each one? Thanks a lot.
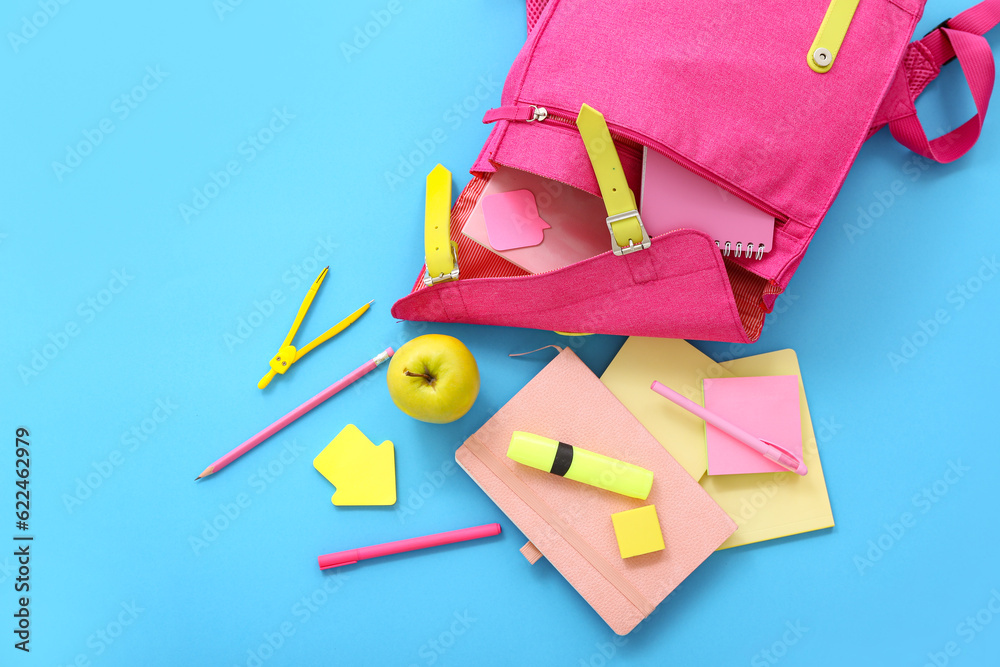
[392,0,998,342]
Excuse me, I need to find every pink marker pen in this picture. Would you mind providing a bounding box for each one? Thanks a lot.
[318,523,502,569]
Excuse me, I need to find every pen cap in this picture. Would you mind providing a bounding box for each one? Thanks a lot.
[318,549,360,570]
[507,431,560,470]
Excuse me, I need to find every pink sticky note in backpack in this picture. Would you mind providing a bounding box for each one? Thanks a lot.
[481,190,550,251]
[703,375,802,475]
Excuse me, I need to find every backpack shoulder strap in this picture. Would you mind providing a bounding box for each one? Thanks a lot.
[870,0,1000,163]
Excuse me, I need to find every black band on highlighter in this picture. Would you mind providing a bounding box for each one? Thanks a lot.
[550,442,574,477]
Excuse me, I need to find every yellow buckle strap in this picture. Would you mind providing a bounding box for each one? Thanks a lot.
[423,164,459,286]
[808,0,861,73]
[575,103,650,256]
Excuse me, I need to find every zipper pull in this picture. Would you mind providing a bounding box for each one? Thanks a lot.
[482,105,547,124]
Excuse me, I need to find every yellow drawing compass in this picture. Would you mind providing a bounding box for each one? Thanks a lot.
[258,266,372,389]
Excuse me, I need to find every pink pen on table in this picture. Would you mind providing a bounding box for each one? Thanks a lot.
[195,347,394,480]
[649,380,808,476]
[318,523,502,569]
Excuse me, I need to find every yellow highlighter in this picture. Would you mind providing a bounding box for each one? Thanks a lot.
[507,431,653,500]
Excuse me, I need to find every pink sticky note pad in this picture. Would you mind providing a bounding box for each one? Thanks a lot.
[461,166,610,274]
[481,190,551,251]
[703,375,802,475]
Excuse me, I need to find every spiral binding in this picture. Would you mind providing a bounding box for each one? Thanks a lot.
[715,239,766,260]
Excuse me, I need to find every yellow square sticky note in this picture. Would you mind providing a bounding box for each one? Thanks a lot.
[611,505,665,558]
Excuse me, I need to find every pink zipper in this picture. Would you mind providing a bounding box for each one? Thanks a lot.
[483,104,787,223]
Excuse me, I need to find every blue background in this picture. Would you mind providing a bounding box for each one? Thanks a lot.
[2,1,998,665]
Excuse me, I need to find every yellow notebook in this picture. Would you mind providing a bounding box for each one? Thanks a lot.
[601,338,834,549]
[599,337,735,480]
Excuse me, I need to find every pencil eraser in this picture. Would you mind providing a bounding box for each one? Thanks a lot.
[611,505,665,559]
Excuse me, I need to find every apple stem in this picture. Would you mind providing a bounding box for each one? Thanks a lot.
[403,369,435,383]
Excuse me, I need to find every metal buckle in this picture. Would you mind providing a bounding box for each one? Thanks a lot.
[606,210,651,256]
[422,245,460,286]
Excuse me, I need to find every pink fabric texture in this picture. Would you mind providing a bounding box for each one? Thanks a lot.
[394,228,750,341]
[392,0,995,342]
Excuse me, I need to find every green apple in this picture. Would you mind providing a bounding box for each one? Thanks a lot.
[387,334,480,424]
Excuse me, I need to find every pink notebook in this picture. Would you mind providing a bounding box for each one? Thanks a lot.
[641,147,775,259]
[703,375,802,476]
[456,348,736,635]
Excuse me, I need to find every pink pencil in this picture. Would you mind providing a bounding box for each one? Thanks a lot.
[318,523,502,569]
[650,380,807,475]
[196,347,394,480]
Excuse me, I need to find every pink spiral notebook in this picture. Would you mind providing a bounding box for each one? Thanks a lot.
[455,348,736,635]
[641,147,775,259]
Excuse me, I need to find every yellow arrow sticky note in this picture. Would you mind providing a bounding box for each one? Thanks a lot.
[313,424,396,506]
